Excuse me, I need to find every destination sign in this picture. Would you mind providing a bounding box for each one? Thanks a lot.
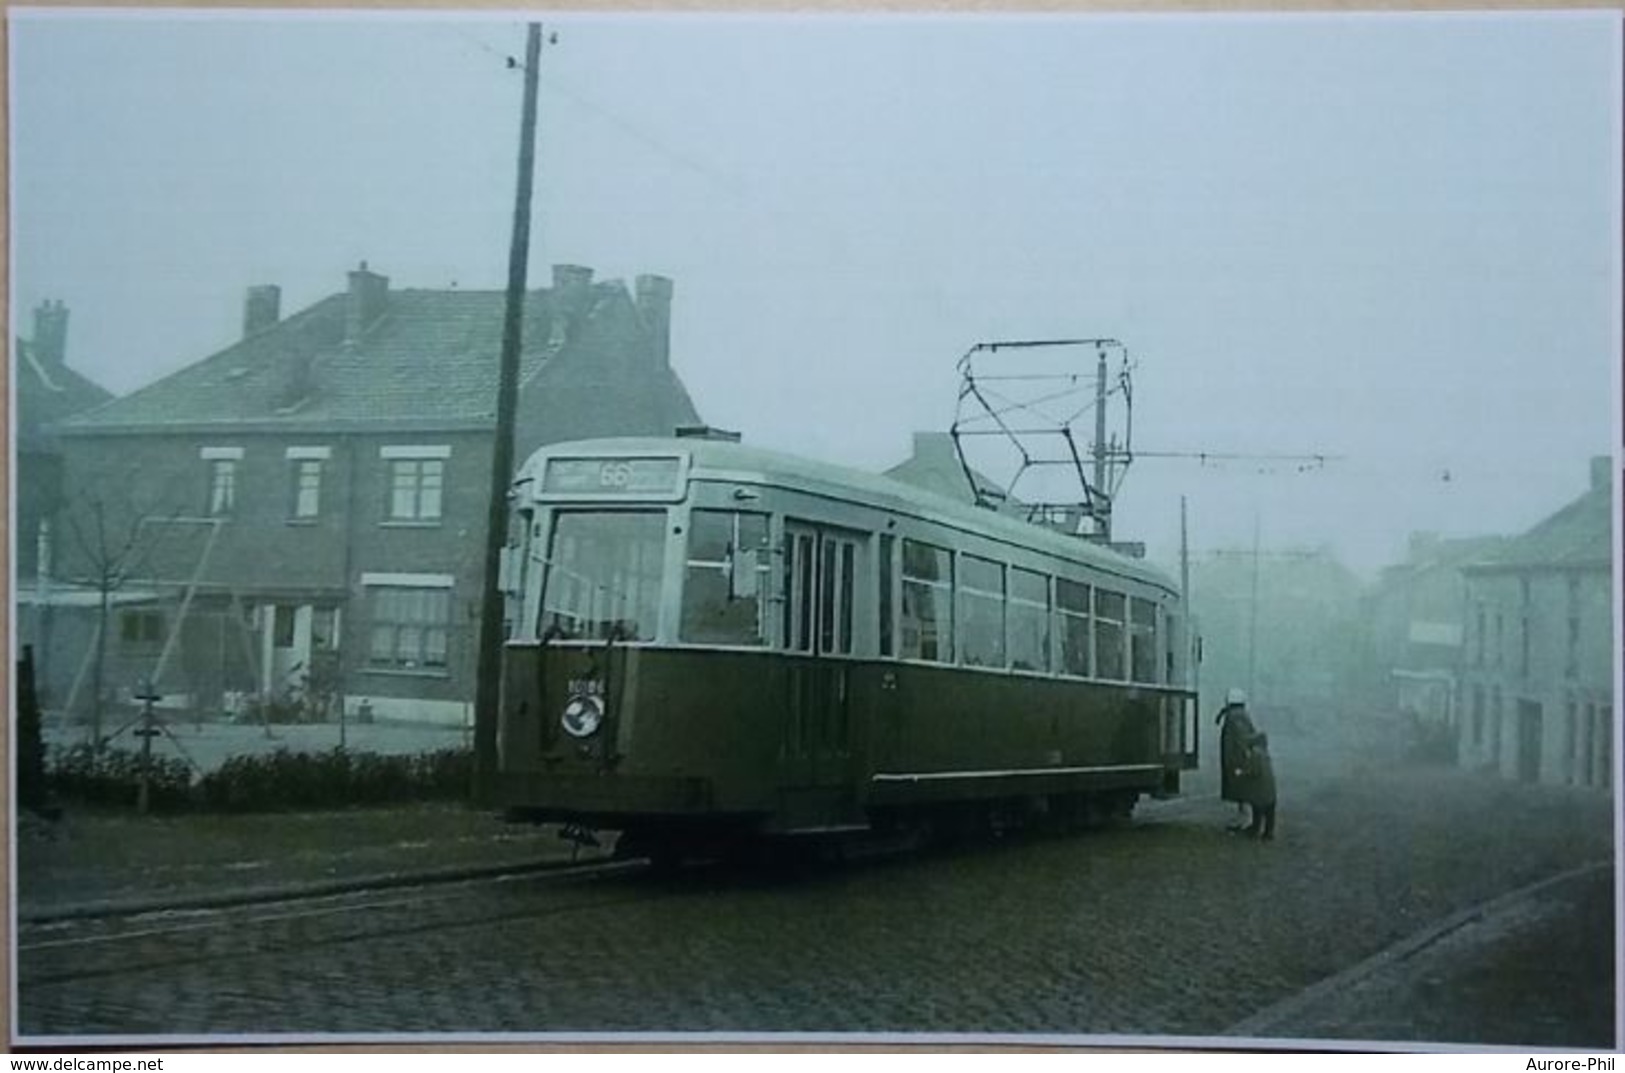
[541,456,683,497]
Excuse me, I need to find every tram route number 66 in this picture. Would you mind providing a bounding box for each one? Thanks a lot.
[598,461,636,488]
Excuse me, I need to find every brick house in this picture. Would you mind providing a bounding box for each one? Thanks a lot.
[49,263,702,726]
[1455,458,1613,788]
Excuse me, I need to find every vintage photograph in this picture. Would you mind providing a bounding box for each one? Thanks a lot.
[9,9,1619,1048]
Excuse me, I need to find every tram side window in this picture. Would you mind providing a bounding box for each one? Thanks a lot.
[1095,590,1127,681]
[900,539,953,663]
[681,510,770,645]
[1008,568,1049,673]
[879,535,896,657]
[540,511,665,642]
[1055,578,1091,677]
[1164,611,1181,686]
[1129,598,1159,683]
[958,555,1006,668]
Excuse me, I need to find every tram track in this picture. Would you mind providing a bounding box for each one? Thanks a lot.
[18,856,652,989]
[19,802,1204,991]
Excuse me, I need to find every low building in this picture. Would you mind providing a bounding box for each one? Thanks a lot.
[1455,458,1612,788]
[46,262,702,727]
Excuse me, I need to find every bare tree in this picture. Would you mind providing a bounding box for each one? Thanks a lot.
[57,464,187,751]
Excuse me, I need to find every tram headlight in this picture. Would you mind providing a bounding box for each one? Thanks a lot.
[561,693,605,739]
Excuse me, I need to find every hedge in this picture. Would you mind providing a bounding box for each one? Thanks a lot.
[45,744,474,813]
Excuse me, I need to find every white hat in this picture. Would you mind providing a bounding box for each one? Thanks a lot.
[1225,687,1248,706]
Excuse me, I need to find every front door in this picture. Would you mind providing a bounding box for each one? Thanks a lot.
[781,522,864,827]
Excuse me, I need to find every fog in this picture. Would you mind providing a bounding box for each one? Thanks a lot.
[11,11,1619,576]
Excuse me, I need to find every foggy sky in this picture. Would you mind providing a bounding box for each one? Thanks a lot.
[10,10,1620,574]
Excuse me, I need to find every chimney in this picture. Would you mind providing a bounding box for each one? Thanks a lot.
[31,300,68,368]
[1590,455,1611,493]
[549,264,594,346]
[345,261,389,347]
[635,274,673,367]
[243,285,282,338]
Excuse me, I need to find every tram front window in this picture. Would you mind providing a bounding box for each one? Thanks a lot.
[540,511,665,641]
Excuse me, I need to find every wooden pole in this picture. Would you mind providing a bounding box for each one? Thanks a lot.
[473,23,544,803]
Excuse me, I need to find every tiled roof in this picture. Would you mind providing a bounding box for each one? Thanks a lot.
[1464,483,1612,572]
[59,277,697,435]
[15,339,114,448]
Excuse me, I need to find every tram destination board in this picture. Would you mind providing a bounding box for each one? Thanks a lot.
[539,455,686,499]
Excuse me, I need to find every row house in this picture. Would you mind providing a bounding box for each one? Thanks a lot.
[48,262,702,726]
[1455,458,1613,789]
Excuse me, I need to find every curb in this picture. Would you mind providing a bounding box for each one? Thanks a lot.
[19,852,621,926]
[1224,858,1614,1039]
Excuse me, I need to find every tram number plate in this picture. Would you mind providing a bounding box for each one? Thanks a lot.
[567,678,604,698]
[542,457,681,496]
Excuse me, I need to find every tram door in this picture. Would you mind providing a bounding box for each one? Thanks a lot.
[781,522,864,827]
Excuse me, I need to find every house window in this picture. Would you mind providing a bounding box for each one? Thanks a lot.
[366,581,452,671]
[291,459,322,519]
[1519,614,1531,679]
[119,609,165,647]
[208,459,237,516]
[389,458,444,521]
[381,446,450,523]
[201,446,243,517]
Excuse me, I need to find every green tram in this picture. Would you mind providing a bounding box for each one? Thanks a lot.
[497,435,1199,858]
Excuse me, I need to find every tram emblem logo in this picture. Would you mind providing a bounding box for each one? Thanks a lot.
[562,679,606,739]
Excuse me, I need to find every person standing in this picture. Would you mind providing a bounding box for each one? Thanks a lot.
[1243,730,1277,841]
[1216,687,1259,832]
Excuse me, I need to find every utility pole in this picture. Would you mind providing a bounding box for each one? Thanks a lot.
[1247,510,1261,702]
[474,22,544,803]
[1092,344,1109,542]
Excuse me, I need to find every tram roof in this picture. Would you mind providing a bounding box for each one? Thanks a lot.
[518,436,1178,593]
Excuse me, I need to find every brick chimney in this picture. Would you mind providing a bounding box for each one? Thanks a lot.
[635,274,673,367]
[243,285,281,338]
[1590,455,1611,493]
[549,264,594,347]
[31,300,68,368]
[345,262,389,347]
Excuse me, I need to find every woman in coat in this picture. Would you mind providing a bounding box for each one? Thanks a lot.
[1217,687,1259,828]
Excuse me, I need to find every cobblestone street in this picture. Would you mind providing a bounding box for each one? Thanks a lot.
[16,722,1614,1047]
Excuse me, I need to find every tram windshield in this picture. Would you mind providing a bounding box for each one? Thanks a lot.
[539,511,665,641]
